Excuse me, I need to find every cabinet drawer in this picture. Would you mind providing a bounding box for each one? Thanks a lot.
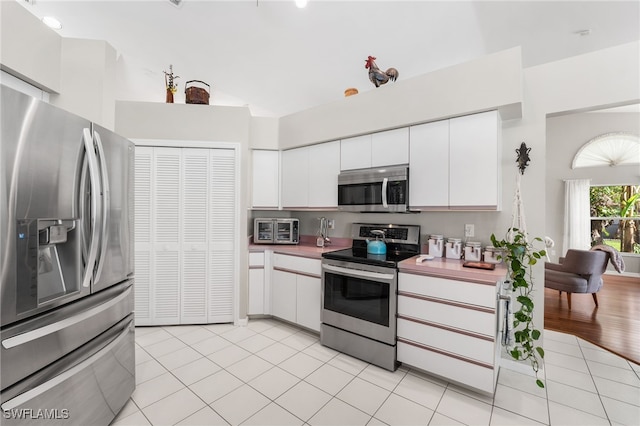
[399,273,496,308]
[273,253,321,277]
[397,341,496,394]
[397,318,494,364]
[249,252,265,267]
[397,294,494,336]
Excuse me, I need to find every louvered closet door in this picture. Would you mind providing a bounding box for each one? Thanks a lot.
[181,149,209,323]
[134,145,236,325]
[152,148,181,324]
[208,149,236,323]
[134,147,152,325]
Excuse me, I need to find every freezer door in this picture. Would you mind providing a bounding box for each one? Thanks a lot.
[1,316,135,425]
[1,85,91,327]
[0,280,133,391]
[88,124,134,293]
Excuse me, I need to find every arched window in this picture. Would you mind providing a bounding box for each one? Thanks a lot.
[572,132,639,169]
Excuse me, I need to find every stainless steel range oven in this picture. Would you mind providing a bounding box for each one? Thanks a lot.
[321,223,420,371]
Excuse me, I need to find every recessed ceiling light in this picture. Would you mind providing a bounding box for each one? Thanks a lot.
[42,16,62,30]
[295,0,308,8]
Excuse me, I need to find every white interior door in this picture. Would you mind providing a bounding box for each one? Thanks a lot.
[134,144,237,326]
[181,149,210,323]
[152,148,182,324]
[208,149,236,323]
[133,147,152,325]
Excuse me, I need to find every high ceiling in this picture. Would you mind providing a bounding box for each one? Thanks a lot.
[19,0,640,117]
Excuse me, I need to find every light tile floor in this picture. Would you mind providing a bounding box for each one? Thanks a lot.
[112,319,640,425]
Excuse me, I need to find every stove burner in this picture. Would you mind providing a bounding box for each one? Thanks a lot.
[321,223,421,267]
[322,248,417,267]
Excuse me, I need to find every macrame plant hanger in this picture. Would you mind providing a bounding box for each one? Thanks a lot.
[502,142,533,349]
[510,142,531,243]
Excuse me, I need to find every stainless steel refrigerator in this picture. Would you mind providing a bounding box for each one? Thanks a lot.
[1,85,135,425]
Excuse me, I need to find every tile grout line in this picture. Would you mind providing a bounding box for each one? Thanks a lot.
[127,322,637,426]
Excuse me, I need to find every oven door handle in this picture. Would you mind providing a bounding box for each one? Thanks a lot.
[323,264,395,281]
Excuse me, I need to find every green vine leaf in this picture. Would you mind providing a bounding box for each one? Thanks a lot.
[491,227,547,388]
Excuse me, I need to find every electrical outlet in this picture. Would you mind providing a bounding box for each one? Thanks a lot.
[464,224,474,238]
[327,219,335,229]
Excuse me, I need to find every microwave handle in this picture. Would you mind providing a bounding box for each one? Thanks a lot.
[382,177,388,208]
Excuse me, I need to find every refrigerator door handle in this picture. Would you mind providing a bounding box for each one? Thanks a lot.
[2,285,132,349]
[79,158,90,262]
[81,128,101,289]
[92,130,110,283]
[1,319,133,411]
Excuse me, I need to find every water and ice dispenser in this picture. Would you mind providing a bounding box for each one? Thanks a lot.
[15,219,81,314]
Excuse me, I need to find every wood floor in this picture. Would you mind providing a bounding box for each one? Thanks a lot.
[544,274,640,365]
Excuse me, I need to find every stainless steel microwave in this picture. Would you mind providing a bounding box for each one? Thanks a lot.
[338,165,409,212]
[253,218,300,244]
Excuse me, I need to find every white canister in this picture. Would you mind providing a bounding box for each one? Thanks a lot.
[428,234,444,258]
[483,246,504,264]
[445,238,462,259]
[464,241,482,261]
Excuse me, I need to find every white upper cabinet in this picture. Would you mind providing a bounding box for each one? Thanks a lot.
[409,120,450,209]
[341,129,409,171]
[449,110,500,209]
[251,150,279,209]
[281,141,340,209]
[340,134,371,171]
[371,127,409,167]
[308,140,341,208]
[281,147,309,208]
[408,111,500,211]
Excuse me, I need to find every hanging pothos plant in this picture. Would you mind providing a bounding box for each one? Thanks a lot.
[491,227,547,388]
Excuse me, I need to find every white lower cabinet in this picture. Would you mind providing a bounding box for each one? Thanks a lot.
[296,274,321,332]
[248,252,267,315]
[270,253,321,332]
[397,272,499,394]
[271,269,297,323]
[397,341,495,394]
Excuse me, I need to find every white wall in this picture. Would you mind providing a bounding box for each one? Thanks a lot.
[546,111,640,274]
[0,1,61,93]
[0,3,119,128]
[259,41,640,361]
[51,38,118,129]
[250,117,279,149]
[114,101,253,319]
[278,47,523,150]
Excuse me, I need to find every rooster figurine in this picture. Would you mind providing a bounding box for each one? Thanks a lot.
[365,56,399,88]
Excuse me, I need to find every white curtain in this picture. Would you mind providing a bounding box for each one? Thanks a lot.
[562,179,591,254]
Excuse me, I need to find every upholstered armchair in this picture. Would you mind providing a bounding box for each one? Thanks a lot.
[544,249,609,310]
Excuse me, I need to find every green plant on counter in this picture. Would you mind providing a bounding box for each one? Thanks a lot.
[491,227,546,388]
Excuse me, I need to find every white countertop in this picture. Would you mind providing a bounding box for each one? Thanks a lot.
[399,256,508,285]
[249,236,351,260]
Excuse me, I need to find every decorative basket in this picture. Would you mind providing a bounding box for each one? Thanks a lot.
[185,80,210,105]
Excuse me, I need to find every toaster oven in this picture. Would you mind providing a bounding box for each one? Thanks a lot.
[253,218,299,244]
